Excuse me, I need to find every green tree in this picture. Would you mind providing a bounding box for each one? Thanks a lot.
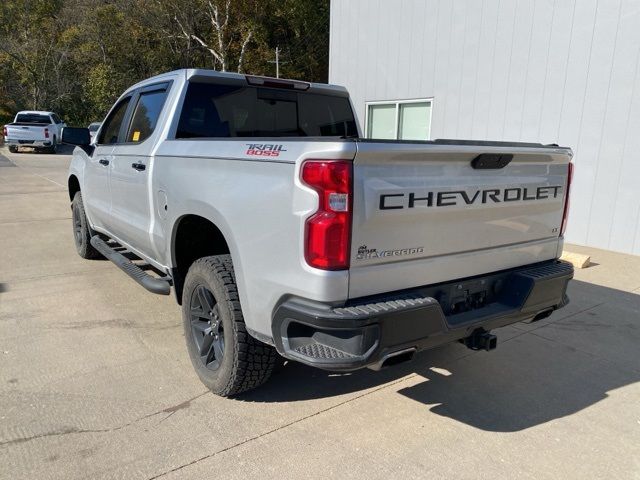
[0,0,330,129]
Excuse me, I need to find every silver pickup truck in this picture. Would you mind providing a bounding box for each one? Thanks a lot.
[64,69,574,397]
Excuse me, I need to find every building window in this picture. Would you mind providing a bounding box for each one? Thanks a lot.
[366,99,432,140]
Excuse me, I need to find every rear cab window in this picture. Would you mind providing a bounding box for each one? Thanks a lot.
[176,81,358,139]
[15,113,51,124]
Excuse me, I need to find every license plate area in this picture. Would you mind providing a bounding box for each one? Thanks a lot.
[434,277,504,316]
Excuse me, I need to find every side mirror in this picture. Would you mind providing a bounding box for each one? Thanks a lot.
[61,127,90,146]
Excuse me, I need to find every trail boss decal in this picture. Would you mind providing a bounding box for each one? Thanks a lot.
[379,185,563,210]
[246,144,287,157]
[356,245,424,260]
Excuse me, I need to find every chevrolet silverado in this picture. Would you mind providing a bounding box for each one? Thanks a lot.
[62,69,574,396]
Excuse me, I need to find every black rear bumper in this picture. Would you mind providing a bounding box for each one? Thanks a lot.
[271,260,573,371]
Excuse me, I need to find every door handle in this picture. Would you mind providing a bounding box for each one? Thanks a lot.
[131,163,146,171]
[99,158,109,166]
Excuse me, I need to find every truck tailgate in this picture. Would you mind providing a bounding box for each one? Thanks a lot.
[349,141,572,299]
[6,124,48,141]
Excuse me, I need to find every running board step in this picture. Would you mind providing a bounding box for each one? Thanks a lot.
[90,236,171,295]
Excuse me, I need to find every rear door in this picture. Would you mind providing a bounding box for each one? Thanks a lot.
[348,141,572,298]
[84,96,133,230]
[108,82,171,258]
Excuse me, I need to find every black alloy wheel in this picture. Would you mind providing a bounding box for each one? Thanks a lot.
[72,202,83,246]
[190,285,225,371]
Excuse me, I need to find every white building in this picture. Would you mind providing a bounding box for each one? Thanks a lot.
[329,0,640,255]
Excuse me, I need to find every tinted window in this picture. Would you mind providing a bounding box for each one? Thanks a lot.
[15,114,51,124]
[51,114,62,124]
[98,97,131,145]
[127,89,169,143]
[176,82,358,138]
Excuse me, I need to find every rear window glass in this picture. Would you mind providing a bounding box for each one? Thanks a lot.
[15,114,51,124]
[176,82,358,138]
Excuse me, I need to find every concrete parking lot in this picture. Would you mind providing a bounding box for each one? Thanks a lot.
[0,147,639,480]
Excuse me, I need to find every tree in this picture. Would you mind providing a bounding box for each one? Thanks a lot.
[0,0,331,129]
[165,0,265,73]
[0,0,67,111]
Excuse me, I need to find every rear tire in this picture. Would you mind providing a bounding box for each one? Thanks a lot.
[71,191,101,259]
[8,146,17,153]
[48,137,57,154]
[182,255,278,397]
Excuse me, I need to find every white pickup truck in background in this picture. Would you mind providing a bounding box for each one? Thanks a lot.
[3,111,66,153]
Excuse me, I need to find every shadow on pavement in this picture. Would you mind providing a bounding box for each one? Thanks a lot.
[8,144,75,155]
[240,280,640,432]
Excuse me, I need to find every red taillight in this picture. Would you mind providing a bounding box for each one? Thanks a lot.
[302,160,352,270]
[560,162,573,236]
[2,126,6,137]
[44,128,49,139]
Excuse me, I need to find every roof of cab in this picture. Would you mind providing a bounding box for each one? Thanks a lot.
[17,111,55,115]
[124,69,348,96]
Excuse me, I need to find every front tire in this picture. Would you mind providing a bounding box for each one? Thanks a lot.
[8,145,18,153]
[71,192,101,259]
[182,255,278,397]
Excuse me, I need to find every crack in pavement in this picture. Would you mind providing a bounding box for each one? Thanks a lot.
[3,268,116,285]
[0,427,113,447]
[0,190,65,196]
[0,217,71,225]
[11,165,66,188]
[141,392,209,420]
[0,392,209,449]
[145,375,421,480]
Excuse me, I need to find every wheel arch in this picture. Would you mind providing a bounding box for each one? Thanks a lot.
[68,174,80,202]
[171,213,235,305]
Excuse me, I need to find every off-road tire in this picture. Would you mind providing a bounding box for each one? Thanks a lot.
[71,191,101,259]
[182,255,278,397]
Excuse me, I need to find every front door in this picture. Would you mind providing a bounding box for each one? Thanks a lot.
[84,96,132,230]
[108,83,170,259]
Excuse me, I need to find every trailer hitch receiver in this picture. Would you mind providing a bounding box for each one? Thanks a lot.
[462,329,497,351]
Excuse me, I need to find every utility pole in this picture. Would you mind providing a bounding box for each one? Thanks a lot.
[268,46,288,78]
